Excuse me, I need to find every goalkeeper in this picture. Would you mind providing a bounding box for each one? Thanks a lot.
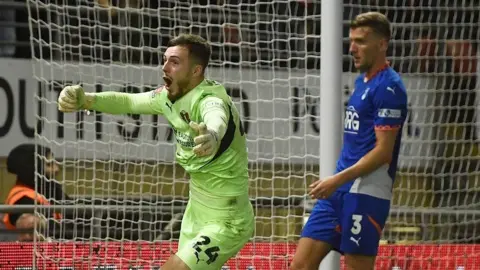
[57,34,254,270]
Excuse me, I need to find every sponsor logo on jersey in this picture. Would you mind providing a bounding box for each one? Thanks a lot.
[378,108,401,118]
[173,128,195,148]
[344,106,360,134]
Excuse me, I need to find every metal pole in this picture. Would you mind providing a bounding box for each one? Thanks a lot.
[319,0,343,269]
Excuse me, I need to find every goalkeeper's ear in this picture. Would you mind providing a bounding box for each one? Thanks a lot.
[192,64,204,78]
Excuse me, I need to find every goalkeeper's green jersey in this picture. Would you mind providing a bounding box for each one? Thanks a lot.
[149,79,248,198]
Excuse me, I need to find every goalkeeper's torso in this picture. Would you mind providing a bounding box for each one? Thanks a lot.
[151,79,249,198]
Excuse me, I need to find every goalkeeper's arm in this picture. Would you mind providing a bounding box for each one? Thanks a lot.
[190,96,228,157]
[58,85,161,115]
[89,91,159,114]
[200,97,228,139]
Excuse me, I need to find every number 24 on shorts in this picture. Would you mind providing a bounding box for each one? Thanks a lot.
[192,236,220,265]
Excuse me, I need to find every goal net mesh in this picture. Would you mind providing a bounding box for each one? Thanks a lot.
[23,0,480,269]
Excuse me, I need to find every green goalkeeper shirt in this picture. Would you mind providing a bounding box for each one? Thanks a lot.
[91,79,249,199]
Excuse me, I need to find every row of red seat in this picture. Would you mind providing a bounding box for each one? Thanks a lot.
[0,242,478,270]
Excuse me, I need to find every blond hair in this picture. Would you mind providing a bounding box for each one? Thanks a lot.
[351,12,391,40]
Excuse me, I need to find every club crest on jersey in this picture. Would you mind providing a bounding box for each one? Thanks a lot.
[180,110,191,124]
[361,88,370,100]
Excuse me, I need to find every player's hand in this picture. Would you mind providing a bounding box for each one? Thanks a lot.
[189,121,220,157]
[58,85,87,112]
[308,175,342,200]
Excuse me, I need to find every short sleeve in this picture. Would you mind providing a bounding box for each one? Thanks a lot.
[373,82,408,130]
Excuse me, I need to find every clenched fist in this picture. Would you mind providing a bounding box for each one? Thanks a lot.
[58,85,91,112]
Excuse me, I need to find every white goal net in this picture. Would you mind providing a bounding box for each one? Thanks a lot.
[12,0,479,269]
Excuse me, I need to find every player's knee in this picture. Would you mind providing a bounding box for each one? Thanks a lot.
[289,259,311,270]
[290,238,331,270]
[161,255,191,270]
[344,253,375,270]
[290,255,321,270]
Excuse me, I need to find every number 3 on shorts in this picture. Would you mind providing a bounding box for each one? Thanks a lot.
[192,235,221,265]
[351,214,363,235]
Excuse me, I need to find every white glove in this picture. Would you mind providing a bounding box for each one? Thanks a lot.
[189,121,220,157]
[58,85,88,112]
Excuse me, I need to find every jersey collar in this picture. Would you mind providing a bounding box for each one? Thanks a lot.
[171,79,208,104]
[364,62,390,82]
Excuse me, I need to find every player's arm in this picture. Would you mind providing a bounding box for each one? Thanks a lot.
[190,96,228,157]
[200,96,228,139]
[57,85,163,115]
[335,128,398,186]
[310,82,407,199]
[336,82,407,186]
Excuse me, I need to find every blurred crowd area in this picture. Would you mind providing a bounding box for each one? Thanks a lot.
[0,0,478,74]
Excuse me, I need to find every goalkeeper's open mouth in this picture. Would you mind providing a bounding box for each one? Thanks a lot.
[163,76,173,89]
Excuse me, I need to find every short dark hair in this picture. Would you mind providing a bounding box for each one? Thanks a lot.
[167,34,211,72]
[350,12,391,41]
